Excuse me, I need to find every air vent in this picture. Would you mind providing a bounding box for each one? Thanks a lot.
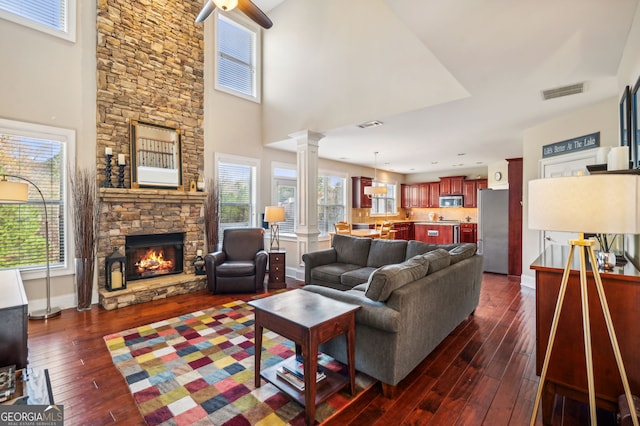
[357,120,383,129]
[542,82,584,100]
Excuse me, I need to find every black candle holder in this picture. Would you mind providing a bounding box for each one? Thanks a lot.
[118,164,125,188]
[103,154,113,188]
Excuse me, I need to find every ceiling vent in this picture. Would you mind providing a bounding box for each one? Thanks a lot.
[542,82,585,100]
[357,120,383,129]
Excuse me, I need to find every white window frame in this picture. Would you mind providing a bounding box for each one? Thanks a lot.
[370,181,398,216]
[213,10,261,103]
[0,0,76,42]
[272,162,297,236]
[317,170,347,236]
[215,153,260,241]
[0,118,76,279]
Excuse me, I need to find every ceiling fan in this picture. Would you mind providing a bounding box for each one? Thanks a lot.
[195,0,273,29]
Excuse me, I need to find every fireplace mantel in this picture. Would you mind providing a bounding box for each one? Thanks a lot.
[99,187,207,204]
[97,187,208,309]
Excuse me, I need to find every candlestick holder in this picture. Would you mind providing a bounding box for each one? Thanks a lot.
[103,154,113,188]
[118,164,125,188]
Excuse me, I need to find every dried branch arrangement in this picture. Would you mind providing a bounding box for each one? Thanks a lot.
[70,168,101,259]
[204,178,219,253]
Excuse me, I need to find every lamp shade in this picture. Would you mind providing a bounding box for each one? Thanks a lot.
[364,185,387,196]
[264,206,285,223]
[0,180,29,203]
[528,174,640,234]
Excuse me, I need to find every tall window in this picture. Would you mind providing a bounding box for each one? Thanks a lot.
[273,166,296,234]
[215,11,261,102]
[0,0,76,42]
[370,182,397,215]
[217,156,258,241]
[271,165,347,237]
[317,176,346,235]
[0,119,72,273]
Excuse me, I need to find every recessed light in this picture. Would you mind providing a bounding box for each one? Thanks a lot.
[357,120,383,129]
[431,161,439,164]
[457,153,466,156]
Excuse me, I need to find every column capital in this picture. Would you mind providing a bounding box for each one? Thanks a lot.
[288,130,325,145]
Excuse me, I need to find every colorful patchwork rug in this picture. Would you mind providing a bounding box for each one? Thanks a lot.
[104,299,374,425]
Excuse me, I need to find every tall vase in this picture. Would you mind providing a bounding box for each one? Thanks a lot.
[75,257,94,311]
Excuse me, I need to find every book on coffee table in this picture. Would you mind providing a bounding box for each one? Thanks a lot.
[0,365,16,402]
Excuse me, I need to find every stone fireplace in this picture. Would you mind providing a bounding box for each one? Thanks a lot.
[126,232,185,281]
[97,188,207,310]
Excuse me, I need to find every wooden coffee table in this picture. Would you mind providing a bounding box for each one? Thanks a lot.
[249,289,360,425]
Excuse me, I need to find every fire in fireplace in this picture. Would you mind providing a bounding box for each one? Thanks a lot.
[125,232,184,281]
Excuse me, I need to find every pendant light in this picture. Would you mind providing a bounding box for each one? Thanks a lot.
[364,152,387,197]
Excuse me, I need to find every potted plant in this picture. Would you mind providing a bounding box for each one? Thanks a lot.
[69,168,101,310]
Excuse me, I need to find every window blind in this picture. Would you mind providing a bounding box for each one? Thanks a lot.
[217,161,254,241]
[216,13,257,99]
[0,134,65,271]
[0,0,72,40]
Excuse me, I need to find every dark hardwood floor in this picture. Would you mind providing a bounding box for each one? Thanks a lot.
[27,273,618,425]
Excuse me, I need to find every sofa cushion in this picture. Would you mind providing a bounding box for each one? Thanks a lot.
[405,240,440,259]
[367,239,407,268]
[332,234,371,266]
[449,243,477,264]
[365,256,430,302]
[341,267,377,287]
[422,249,451,273]
[311,263,362,285]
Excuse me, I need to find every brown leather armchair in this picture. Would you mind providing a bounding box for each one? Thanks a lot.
[205,228,268,294]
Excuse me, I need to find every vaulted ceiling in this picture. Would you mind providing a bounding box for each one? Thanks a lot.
[257,0,639,175]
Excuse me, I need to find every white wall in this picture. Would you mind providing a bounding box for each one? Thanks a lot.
[0,3,96,310]
[521,98,619,287]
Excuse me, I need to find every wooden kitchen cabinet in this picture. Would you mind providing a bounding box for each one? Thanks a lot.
[428,182,440,207]
[463,180,477,207]
[392,222,414,240]
[419,183,430,208]
[460,223,477,243]
[352,176,372,208]
[400,183,420,208]
[531,247,640,424]
[414,224,454,244]
[439,176,464,195]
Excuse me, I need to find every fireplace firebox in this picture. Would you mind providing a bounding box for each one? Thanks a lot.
[125,232,184,281]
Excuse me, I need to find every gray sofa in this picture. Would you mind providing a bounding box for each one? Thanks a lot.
[301,234,483,396]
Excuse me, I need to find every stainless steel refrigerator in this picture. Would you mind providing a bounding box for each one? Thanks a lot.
[477,188,509,274]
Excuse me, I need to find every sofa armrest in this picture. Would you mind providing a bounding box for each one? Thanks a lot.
[254,249,268,290]
[302,248,337,284]
[302,285,399,333]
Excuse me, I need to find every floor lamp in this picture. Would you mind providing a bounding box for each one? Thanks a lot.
[528,174,639,426]
[264,206,285,251]
[0,175,62,320]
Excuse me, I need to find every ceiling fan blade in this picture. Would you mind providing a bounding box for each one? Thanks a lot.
[195,0,216,23]
[237,0,273,29]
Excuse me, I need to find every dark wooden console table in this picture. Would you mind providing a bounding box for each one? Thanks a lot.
[0,270,28,370]
[531,246,640,424]
[249,289,359,425]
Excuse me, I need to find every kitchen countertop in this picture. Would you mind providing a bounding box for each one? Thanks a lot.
[353,220,477,226]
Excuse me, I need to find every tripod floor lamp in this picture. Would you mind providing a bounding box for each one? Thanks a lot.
[528,174,639,426]
[0,175,62,320]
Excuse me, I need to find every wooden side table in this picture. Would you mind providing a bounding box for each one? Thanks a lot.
[249,289,360,425]
[268,250,286,289]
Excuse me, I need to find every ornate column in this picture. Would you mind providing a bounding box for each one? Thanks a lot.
[290,130,324,277]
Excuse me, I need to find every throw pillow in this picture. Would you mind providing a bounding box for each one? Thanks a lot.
[332,234,371,266]
[449,243,477,264]
[365,256,429,302]
[422,249,451,274]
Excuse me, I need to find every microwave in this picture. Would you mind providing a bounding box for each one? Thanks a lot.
[439,195,463,208]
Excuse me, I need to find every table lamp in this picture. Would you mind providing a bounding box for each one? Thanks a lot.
[264,206,285,251]
[0,175,62,320]
[528,174,639,426]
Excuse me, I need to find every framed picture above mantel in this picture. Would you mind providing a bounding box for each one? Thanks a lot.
[129,120,183,190]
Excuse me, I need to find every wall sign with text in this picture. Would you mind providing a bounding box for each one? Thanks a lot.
[542,132,600,158]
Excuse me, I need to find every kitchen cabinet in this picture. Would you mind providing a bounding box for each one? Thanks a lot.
[428,182,440,207]
[460,223,477,243]
[419,183,430,208]
[477,179,488,190]
[414,224,454,245]
[400,184,420,208]
[352,176,372,208]
[439,176,465,195]
[392,222,414,240]
[463,179,488,208]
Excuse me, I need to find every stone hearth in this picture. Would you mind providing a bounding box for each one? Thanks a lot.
[98,187,207,310]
